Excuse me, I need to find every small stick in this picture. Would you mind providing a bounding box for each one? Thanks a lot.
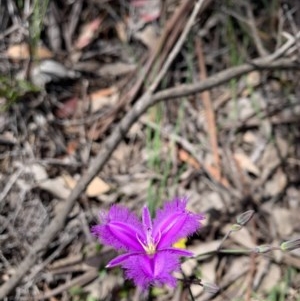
[36,269,98,300]
[196,37,221,181]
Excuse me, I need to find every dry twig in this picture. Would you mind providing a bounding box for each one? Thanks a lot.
[195,37,222,181]
[36,269,98,300]
[152,58,298,102]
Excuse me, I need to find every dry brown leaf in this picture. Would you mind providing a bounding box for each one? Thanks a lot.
[243,131,257,144]
[30,60,79,88]
[180,258,197,277]
[200,191,224,212]
[97,62,136,77]
[89,87,118,112]
[264,168,287,197]
[200,258,218,283]
[190,283,203,297]
[90,87,116,98]
[119,180,148,196]
[115,21,128,42]
[260,136,288,178]
[246,71,261,87]
[62,174,110,197]
[242,71,261,97]
[234,151,260,176]
[66,140,79,155]
[6,43,53,60]
[178,148,200,169]
[29,164,71,199]
[221,256,249,284]
[75,17,103,50]
[178,149,229,187]
[130,0,161,23]
[273,207,293,237]
[191,240,221,256]
[260,263,281,292]
[54,97,78,118]
[39,177,71,199]
[253,257,270,289]
[62,174,77,189]
[86,177,110,197]
[135,25,158,50]
[206,164,230,187]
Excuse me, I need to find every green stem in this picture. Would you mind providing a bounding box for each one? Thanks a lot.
[192,248,254,261]
[187,284,196,301]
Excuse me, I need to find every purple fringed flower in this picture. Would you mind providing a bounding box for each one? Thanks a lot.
[91,197,204,290]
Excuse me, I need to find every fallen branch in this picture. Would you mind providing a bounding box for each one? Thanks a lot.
[152,58,298,102]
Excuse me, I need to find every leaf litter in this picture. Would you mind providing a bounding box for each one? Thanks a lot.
[0,0,300,300]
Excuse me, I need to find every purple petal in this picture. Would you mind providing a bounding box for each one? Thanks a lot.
[106,252,141,267]
[153,197,204,249]
[163,247,194,257]
[91,205,144,251]
[122,251,180,290]
[142,206,153,232]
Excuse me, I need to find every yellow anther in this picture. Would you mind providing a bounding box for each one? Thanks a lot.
[145,242,156,255]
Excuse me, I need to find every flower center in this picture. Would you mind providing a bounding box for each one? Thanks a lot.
[145,241,156,255]
[136,230,160,255]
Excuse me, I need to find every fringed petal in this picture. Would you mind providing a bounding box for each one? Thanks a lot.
[163,247,194,257]
[91,205,144,251]
[122,251,180,290]
[106,252,141,267]
[153,197,204,249]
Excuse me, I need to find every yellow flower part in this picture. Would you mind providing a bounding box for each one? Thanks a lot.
[173,237,187,249]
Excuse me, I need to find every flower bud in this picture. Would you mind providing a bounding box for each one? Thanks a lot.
[231,224,242,232]
[236,210,255,226]
[253,244,273,254]
[202,281,220,294]
[280,238,300,251]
